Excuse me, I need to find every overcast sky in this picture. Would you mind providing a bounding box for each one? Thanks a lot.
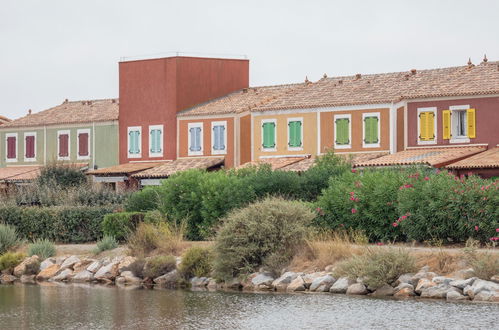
[1,0,498,119]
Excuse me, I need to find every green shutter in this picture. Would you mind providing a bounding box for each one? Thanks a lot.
[262,122,275,148]
[288,121,302,147]
[364,116,379,144]
[335,118,349,145]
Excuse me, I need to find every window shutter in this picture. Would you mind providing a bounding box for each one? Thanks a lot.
[419,112,434,141]
[219,126,225,150]
[150,130,155,152]
[192,127,201,152]
[150,130,160,153]
[59,134,69,157]
[25,136,35,158]
[157,130,162,152]
[7,136,16,159]
[427,112,435,140]
[262,122,275,148]
[364,117,372,144]
[262,123,269,148]
[213,126,225,151]
[78,133,89,156]
[295,121,302,147]
[371,117,379,143]
[336,118,349,145]
[467,108,476,138]
[442,110,451,140]
[288,121,302,147]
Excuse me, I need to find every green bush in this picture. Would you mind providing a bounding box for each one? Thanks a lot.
[333,248,417,289]
[143,210,166,225]
[143,255,176,279]
[101,212,145,241]
[213,197,314,280]
[179,246,213,279]
[125,187,160,212]
[0,223,24,254]
[37,163,86,188]
[94,235,118,254]
[27,239,56,259]
[0,252,26,273]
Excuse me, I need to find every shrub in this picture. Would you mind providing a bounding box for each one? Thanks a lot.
[94,235,118,254]
[127,222,186,257]
[213,197,314,280]
[37,163,86,188]
[125,187,160,212]
[333,248,417,289]
[0,223,24,254]
[0,252,26,273]
[143,210,166,225]
[101,212,145,241]
[465,251,499,280]
[27,239,56,259]
[143,255,176,279]
[179,246,214,279]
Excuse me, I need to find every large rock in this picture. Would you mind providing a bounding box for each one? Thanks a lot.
[393,273,417,287]
[40,258,56,271]
[51,269,73,281]
[191,277,210,288]
[153,270,178,288]
[463,279,499,299]
[491,275,499,283]
[73,259,95,273]
[119,271,142,285]
[36,264,61,281]
[303,272,326,289]
[251,273,275,290]
[94,262,119,281]
[446,291,469,301]
[13,256,40,277]
[450,277,476,289]
[72,270,94,282]
[420,284,459,299]
[272,272,301,291]
[346,283,368,295]
[20,275,36,284]
[0,274,17,284]
[86,260,102,273]
[411,269,437,287]
[473,290,499,302]
[309,275,336,292]
[55,256,67,265]
[207,278,222,290]
[60,256,80,270]
[372,284,395,296]
[432,276,454,285]
[224,278,243,290]
[394,287,416,297]
[330,277,355,294]
[118,256,137,274]
[453,268,475,280]
[415,278,437,295]
[287,276,307,292]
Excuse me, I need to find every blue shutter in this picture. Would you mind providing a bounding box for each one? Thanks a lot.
[213,125,225,151]
[157,129,162,152]
[194,127,201,151]
[189,128,195,151]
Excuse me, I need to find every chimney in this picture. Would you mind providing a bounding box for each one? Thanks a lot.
[242,88,248,93]
[28,109,32,115]
[111,99,116,103]
[410,69,417,75]
[355,73,361,80]
[481,54,488,64]
[323,73,328,79]
[467,57,474,68]
[63,98,68,104]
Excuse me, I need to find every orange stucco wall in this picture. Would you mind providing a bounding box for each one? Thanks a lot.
[320,108,390,153]
[178,117,235,168]
[239,114,252,165]
[252,112,318,159]
[396,106,405,152]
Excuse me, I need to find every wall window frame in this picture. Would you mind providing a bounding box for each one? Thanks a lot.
[261,119,277,152]
[148,125,164,158]
[77,128,91,160]
[287,117,303,151]
[188,122,203,156]
[334,114,351,149]
[417,107,437,145]
[449,105,471,144]
[5,133,18,163]
[23,132,37,162]
[57,130,71,161]
[362,112,381,148]
[127,126,142,159]
[211,121,227,155]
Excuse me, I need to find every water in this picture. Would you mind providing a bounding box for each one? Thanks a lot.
[0,284,497,330]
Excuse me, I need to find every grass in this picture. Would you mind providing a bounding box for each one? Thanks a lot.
[27,239,56,259]
[143,255,176,279]
[0,223,24,254]
[127,221,187,257]
[93,235,119,255]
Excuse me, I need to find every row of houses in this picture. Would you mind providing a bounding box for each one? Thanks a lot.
[1,55,498,189]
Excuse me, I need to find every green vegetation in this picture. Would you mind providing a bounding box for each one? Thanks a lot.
[0,223,24,254]
[143,255,176,279]
[0,252,25,273]
[127,222,185,257]
[179,246,213,279]
[94,235,118,254]
[27,239,56,259]
[101,212,145,241]
[465,251,499,280]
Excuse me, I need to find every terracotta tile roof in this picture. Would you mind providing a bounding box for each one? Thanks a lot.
[354,146,487,168]
[133,157,224,178]
[253,61,499,111]
[238,156,311,171]
[0,115,11,125]
[0,163,88,182]
[446,147,499,169]
[88,162,163,176]
[2,99,119,128]
[337,152,390,166]
[177,83,308,116]
[280,157,316,172]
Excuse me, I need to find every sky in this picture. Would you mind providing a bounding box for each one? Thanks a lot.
[1,0,499,119]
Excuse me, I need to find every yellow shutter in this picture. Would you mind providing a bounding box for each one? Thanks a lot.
[419,112,428,140]
[427,112,435,141]
[467,108,476,138]
[442,110,451,140]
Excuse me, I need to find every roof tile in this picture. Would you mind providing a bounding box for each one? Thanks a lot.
[446,147,499,169]
[132,157,224,178]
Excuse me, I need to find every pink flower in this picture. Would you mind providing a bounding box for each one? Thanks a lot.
[496,228,499,232]
[351,169,357,173]
[392,222,398,227]
[350,197,356,201]
[424,176,430,181]
[376,242,384,246]
[401,215,407,220]
[436,169,441,174]
[350,191,355,196]
[474,225,479,231]
[315,207,324,216]
[490,237,499,242]
[351,208,357,214]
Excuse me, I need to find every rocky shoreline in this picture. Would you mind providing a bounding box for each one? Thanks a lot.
[1,254,498,304]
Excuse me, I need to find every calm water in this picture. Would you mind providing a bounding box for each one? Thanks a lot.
[0,284,498,330]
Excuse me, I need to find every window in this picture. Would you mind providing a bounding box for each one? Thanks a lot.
[334,114,351,149]
[363,113,380,148]
[77,129,90,160]
[211,121,227,155]
[261,119,276,151]
[444,106,476,143]
[188,123,203,156]
[417,107,437,145]
[288,118,303,150]
[57,130,70,160]
[5,133,17,162]
[24,132,36,161]
[149,125,163,157]
[128,126,141,158]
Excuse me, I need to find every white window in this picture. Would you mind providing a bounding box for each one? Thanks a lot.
[77,129,91,160]
[188,123,203,156]
[261,119,277,152]
[24,132,37,162]
[211,121,227,155]
[287,117,303,151]
[5,133,18,162]
[450,105,470,143]
[362,112,380,148]
[417,107,437,145]
[334,114,351,149]
[128,126,142,158]
[149,125,164,158]
[57,130,71,161]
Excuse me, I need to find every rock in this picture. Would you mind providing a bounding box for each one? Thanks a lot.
[20,275,36,284]
[324,265,335,272]
[432,276,454,285]
[450,277,476,289]
[60,256,80,270]
[394,283,414,292]
[473,290,499,302]
[303,272,325,289]
[52,269,73,281]
[224,278,243,290]
[13,256,40,277]
[415,278,437,295]
[40,258,56,271]
[118,256,137,273]
[153,270,178,288]
[115,276,126,285]
[72,270,94,282]
[191,277,210,288]
[330,277,356,294]
[36,264,61,281]
[394,287,416,297]
[491,275,499,283]
[372,284,395,296]
[251,273,275,290]
[94,262,119,281]
[272,272,301,291]
[55,256,67,265]
[119,271,142,284]
[446,291,469,301]
[73,259,95,273]
[286,276,307,292]
[419,266,430,272]
[346,283,368,295]
[412,270,437,287]
[0,274,17,284]
[393,273,416,287]
[207,278,222,290]
[420,284,459,299]
[463,279,499,299]
[309,275,336,292]
[453,268,475,280]
[86,261,102,273]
